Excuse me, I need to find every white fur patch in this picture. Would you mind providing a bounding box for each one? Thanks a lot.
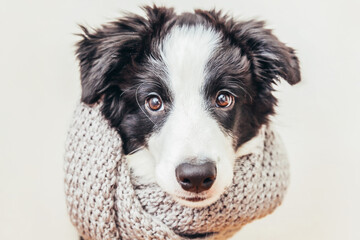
[235,124,266,157]
[128,26,263,208]
[154,26,234,207]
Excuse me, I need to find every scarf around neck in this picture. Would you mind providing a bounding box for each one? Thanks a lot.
[64,102,289,240]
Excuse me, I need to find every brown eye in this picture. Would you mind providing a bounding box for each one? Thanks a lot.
[215,92,234,108]
[146,95,163,111]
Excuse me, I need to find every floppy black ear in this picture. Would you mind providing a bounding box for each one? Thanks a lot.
[76,25,130,104]
[232,20,301,85]
[76,5,175,104]
[195,10,301,85]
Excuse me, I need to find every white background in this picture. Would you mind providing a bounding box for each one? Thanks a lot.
[1,0,359,239]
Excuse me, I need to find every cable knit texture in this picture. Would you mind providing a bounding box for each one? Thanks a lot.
[64,102,290,240]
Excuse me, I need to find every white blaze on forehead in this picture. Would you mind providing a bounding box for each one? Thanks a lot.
[160,25,221,99]
[155,25,225,161]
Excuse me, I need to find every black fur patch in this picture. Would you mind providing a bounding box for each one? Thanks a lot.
[76,6,177,153]
[75,5,300,154]
[199,10,301,148]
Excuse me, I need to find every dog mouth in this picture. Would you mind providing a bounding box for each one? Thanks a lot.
[177,232,217,239]
[180,196,207,202]
[174,193,219,207]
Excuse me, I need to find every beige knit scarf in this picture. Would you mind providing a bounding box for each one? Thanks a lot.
[64,102,289,240]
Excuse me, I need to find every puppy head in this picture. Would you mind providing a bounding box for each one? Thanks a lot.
[76,6,300,207]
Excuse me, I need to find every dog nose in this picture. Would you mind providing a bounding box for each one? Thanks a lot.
[175,162,217,193]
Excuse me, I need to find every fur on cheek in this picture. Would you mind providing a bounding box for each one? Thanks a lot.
[64,102,290,240]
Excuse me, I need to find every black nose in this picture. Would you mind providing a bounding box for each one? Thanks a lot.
[175,162,217,193]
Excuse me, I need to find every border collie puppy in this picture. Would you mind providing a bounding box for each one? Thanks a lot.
[76,5,300,208]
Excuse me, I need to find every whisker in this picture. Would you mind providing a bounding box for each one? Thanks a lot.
[228,78,253,102]
[127,146,145,155]
[119,83,143,98]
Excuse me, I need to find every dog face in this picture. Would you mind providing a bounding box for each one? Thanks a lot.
[76,6,300,207]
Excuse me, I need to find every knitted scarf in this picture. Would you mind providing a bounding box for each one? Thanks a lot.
[64,102,289,240]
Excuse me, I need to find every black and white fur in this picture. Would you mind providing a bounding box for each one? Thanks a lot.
[76,6,300,208]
